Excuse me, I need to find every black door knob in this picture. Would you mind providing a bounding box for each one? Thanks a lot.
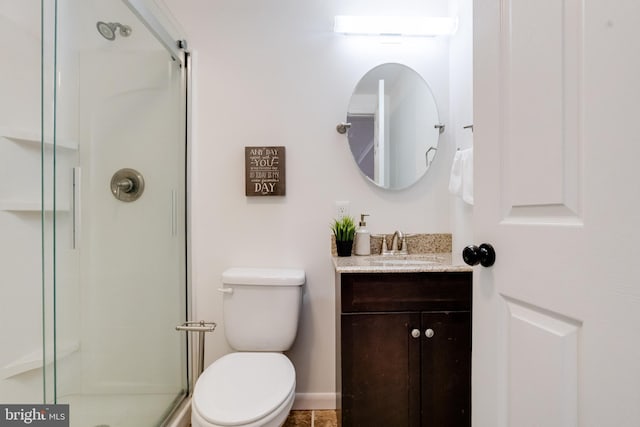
[462,243,496,267]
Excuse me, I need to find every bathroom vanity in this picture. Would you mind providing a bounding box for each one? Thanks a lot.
[333,253,472,427]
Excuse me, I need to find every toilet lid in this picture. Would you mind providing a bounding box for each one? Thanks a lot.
[193,352,296,426]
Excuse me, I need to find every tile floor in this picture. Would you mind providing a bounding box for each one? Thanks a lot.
[283,410,338,427]
[188,410,337,427]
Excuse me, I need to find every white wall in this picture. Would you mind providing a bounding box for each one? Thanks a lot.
[449,0,474,263]
[164,0,462,408]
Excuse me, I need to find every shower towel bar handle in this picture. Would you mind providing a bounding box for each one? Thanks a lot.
[176,321,216,392]
[175,323,217,332]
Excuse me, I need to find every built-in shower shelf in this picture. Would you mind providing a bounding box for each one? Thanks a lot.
[0,127,78,150]
[1,341,80,380]
[0,200,70,212]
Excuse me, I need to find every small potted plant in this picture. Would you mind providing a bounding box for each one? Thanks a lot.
[331,215,356,257]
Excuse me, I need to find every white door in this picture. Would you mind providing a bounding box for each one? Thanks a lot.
[473,0,640,426]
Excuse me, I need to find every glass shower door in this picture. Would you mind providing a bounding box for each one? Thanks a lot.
[0,0,54,404]
[52,1,189,425]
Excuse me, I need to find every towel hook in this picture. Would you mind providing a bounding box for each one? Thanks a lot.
[336,122,352,134]
[425,146,437,167]
[463,124,474,132]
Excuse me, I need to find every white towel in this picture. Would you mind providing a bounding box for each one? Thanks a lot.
[448,150,463,196]
[449,148,473,205]
[461,148,473,205]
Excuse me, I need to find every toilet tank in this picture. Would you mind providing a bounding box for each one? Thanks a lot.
[221,268,305,351]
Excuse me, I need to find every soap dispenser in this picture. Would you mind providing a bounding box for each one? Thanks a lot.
[354,214,371,256]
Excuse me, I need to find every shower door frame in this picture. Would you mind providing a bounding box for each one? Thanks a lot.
[161,48,194,427]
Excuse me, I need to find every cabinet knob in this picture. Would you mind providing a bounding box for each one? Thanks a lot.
[425,328,435,338]
[411,328,421,339]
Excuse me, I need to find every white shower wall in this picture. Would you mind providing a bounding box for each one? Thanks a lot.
[72,49,185,396]
[55,0,187,401]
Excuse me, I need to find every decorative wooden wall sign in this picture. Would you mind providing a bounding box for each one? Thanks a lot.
[245,146,286,196]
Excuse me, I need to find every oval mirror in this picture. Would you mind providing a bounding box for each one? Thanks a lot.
[346,63,441,190]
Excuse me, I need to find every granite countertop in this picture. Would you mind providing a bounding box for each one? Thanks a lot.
[332,253,472,273]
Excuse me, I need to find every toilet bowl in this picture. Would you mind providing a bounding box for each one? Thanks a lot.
[191,353,296,427]
[191,267,305,427]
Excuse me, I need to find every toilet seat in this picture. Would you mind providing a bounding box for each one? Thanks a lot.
[192,352,296,427]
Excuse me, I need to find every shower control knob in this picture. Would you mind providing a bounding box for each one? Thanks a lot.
[463,243,496,267]
[110,168,145,202]
[425,329,435,338]
[411,329,421,339]
[116,178,134,193]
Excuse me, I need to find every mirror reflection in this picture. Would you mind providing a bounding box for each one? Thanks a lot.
[346,63,441,190]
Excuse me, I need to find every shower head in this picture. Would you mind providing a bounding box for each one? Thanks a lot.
[96,21,132,41]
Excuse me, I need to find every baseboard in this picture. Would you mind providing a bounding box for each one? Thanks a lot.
[292,393,336,410]
[161,393,334,420]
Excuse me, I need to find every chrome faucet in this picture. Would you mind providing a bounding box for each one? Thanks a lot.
[392,230,404,252]
[381,231,408,255]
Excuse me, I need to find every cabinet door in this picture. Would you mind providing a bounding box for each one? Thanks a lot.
[342,312,421,427]
[421,311,471,427]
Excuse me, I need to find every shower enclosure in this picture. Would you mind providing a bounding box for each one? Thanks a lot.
[0,1,190,425]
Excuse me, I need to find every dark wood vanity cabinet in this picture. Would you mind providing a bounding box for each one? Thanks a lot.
[337,272,472,427]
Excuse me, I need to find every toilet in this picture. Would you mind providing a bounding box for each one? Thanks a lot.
[191,267,306,427]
